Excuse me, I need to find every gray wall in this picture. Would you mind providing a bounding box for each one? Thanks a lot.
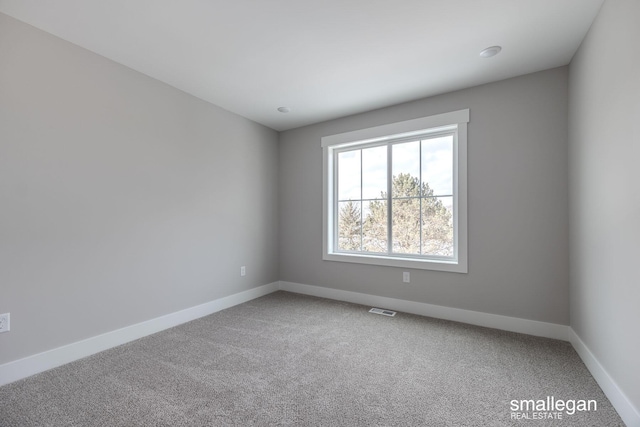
[279,67,570,325]
[569,0,640,411]
[0,14,279,364]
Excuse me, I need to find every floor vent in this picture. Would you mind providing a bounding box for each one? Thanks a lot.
[369,308,397,317]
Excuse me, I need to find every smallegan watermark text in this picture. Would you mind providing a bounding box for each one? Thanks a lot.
[510,396,597,420]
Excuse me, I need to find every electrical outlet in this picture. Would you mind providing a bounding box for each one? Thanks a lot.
[240,266,246,277]
[402,272,410,283]
[0,313,9,333]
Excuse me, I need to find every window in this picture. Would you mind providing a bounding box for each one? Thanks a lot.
[322,109,468,273]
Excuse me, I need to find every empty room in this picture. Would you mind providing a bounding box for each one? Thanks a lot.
[0,0,638,426]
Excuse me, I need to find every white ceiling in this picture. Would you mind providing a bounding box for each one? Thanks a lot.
[0,0,603,131]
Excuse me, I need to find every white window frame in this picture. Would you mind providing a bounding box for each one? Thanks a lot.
[322,109,468,273]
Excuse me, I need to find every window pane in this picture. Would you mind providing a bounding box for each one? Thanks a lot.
[362,200,387,253]
[392,140,420,198]
[421,196,453,256]
[338,201,361,251]
[391,198,421,254]
[421,135,453,196]
[338,150,360,200]
[362,145,387,200]
[324,109,467,271]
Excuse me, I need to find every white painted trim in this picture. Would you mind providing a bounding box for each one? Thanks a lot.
[5,280,636,427]
[570,328,640,427]
[0,282,279,387]
[279,281,568,341]
[277,282,640,425]
[321,109,469,273]
[321,109,469,148]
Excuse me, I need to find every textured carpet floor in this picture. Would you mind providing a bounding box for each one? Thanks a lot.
[0,291,624,426]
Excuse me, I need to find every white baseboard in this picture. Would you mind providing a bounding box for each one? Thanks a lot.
[279,281,569,341]
[278,281,639,426]
[0,282,279,387]
[570,328,640,427]
[3,280,636,427]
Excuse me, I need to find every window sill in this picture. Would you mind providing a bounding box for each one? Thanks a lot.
[323,252,467,273]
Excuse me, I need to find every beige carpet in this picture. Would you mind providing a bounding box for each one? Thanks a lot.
[0,291,624,426]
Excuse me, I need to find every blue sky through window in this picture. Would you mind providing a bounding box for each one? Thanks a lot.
[338,135,453,203]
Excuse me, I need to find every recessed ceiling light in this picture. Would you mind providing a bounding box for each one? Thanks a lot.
[479,46,502,58]
[277,107,291,113]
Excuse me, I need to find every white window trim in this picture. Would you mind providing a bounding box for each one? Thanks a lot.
[321,109,468,273]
